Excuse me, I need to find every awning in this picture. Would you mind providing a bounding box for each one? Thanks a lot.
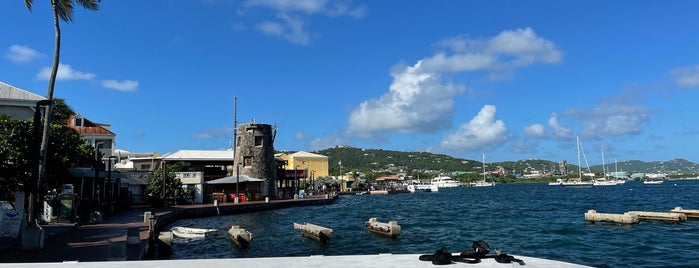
[206,175,265,185]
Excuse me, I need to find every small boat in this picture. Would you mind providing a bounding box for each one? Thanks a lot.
[227,225,252,248]
[643,180,664,185]
[293,222,333,242]
[365,217,401,237]
[171,226,217,238]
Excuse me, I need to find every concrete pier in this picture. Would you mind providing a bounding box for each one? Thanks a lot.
[584,210,639,224]
[670,207,699,219]
[294,222,333,242]
[627,211,687,223]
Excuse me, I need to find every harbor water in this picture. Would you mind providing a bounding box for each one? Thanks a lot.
[166,180,699,268]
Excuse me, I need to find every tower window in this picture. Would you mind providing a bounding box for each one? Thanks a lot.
[243,156,253,167]
[255,136,263,146]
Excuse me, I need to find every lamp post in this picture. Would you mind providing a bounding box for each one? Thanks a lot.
[235,163,240,203]
[161,160,166,206]
[28,99,51,226]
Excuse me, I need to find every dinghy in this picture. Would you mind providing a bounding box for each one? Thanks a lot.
[171,226,217,238]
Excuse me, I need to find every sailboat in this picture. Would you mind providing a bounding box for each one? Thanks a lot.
[549,136,594,187]
[472,153,495,187]
[593,149,618,186]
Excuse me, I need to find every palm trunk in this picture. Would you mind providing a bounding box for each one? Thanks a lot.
[30,0,61,225]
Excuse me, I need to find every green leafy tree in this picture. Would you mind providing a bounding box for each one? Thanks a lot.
[0,115,94,201]
[146,166,184,205]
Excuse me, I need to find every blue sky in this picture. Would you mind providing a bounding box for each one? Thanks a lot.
[3,0,699,165]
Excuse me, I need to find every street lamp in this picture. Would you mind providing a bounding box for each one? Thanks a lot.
[235,163,240,203]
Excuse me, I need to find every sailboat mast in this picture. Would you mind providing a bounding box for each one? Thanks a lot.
[601,148,606,179]
[576,136,582,180]
[482,153,486,182]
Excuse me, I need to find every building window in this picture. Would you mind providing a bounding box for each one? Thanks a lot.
[243,156,253,167]
[255,136,263,146]
[140,164,151,170]
[74,117,83,127]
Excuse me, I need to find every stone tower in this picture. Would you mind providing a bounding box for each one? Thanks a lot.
[234,123,277,198]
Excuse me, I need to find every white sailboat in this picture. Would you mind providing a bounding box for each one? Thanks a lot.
[549,136,593,187]
[593,149,618,186]
[472,153,494,187]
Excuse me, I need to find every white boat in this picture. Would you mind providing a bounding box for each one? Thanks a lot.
[408,180,439,192]
[592,149,621,186]
[550,136,594,187]
[472,153,495,187]
[430,176,459,188]
[643,180,664,185]
[171,226,217,238]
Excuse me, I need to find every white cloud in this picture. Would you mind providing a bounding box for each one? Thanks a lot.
[255,14,309,45]
[670,64,699,89]
[440,105,508,152]
[101,80,139,91]
[245,0,365,17]
[429,27,562,74]
[564,103,649,139]
[548,113,571,139]
[524,124,546,138]
[348,28,560,138]
[348,61,465,137]
[5,45,42,63]
[244,0,365,45]
[36,63,95,81]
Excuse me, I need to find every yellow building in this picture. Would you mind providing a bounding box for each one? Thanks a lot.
[278,151,329,179]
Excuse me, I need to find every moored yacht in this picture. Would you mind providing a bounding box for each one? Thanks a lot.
[430,176,459,188]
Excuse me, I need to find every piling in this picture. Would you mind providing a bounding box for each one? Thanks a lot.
[584,210,639,224]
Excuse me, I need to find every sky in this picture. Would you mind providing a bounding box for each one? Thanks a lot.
[2,0,699,165]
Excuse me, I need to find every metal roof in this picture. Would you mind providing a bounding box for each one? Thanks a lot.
[0,81,46,101]
[206,175,265,184]
[289,151,328,159]
[162,150,234,161]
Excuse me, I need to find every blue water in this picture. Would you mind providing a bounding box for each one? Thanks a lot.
[167,180,699,268]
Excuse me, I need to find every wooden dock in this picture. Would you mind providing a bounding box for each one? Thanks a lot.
[670,207,699,219]
[293,222,333,242]
[584,210,639,224]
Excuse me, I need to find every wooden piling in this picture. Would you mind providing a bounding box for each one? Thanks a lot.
[584,210,639,224]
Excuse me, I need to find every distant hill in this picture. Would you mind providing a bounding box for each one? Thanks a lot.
[309,146,699,175]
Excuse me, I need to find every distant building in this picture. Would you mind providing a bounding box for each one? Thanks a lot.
[277,151,329,178]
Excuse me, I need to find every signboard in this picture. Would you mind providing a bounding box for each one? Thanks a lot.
[0,208,22,238]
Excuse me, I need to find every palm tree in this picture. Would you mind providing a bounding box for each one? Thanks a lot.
[23,0,100,225]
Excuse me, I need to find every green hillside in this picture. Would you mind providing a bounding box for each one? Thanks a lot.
[308,146,699,176]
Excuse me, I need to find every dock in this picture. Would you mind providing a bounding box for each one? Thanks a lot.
[670,207,699,219]
[584,210,639,224]
[293,222,333,242]
[585,208,693,224]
